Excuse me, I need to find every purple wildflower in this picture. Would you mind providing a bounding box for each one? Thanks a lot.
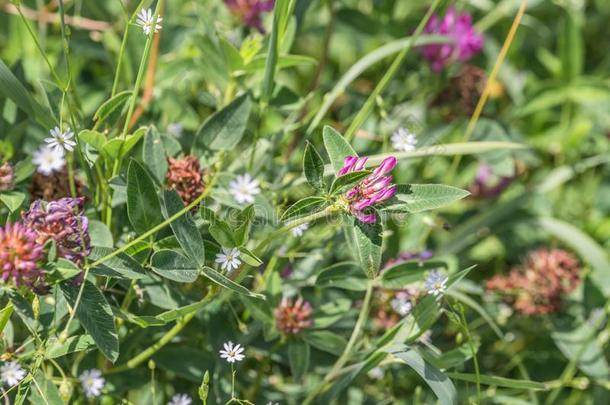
[339,156,397,223]
[0,222,45,287]
[469,164,513,199]
[224,0,275,32]
[22,198,90,265]
[421,6,484,72]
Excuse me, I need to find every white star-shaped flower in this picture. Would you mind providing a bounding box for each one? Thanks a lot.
[0,361,26,386]
[136,8,163,35]
[391,128,417,152]
[168,393,192,405]
[32,144,66,175]
[291,223,309,237]
[229,174,261,204]
[424,270,448,297]
[79,369,105,399]
[219,341,245,363]
[215,247,242,271]
[45,126,75,153]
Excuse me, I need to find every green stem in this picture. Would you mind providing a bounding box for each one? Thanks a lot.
[66,153,77,198]
[457,302,481,402]
[111,0,147,97]
[343,0,441,142]
[15,5,65,87]
[109,309,200,373]
[447,0,527,182]
[302,281,374,404]
[105,0,163,228]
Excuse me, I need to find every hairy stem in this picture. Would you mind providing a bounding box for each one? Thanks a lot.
[303,281,374,404]
[447,0,528,181]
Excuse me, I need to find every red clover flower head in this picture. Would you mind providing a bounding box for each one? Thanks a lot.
[224,0,275,32]
[274,296,313,335]
[339,156,397,223]
[486,248,581,316]
[0,222,45,288]
[22,198,90,265]
[421,6,484,72]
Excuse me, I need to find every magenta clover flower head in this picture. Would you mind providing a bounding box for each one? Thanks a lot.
[338,156,397,223]
[224,0,275,32]
[421,6,484,72]
[0,222,45,288]
[22,197,91,265]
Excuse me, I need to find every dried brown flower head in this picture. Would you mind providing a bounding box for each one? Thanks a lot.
[486,248,581,316]
[431,65,487,121]
[166,155,205,206]
[30,169,84,201]
[0,163,13,191]
[274,296,313,335]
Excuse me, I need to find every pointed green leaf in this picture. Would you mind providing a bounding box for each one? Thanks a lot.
[281,196,327,221]
[343,215,382,279]
[288,340,310,382]
[381,260,449,289]
[46,335,96,359]
[382,184,469,213]
[303,141,325,191]
[151,249,199,283]
[0,191,25,212]
[143,127,168,183]
[446,372,547,390]
[200,266,264,299]
[93,90,132,126]
[89,247,146,279]
[302,331,347,356]
[0,58,56,128]
[193,94,252,152]
[323,126,357,174]
[126,159,163,233]
[61,281,119,362]
[162,190,206,266]
[234,205,255,246]
[329,170,370,195]
[386,345,456,405]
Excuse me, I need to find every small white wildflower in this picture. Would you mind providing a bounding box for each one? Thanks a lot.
[32,144,66,175]
[45,126,75,153]
[215,247,242,271]
[424,270,448,297]
[367,367,384,380]
[0,361,26,386]
[291,223,309,237]
[229,174,260,204]
[78,368,105,399]
[219,341,245,363]
[391,128,417,152]
[136,8,163,35]
[168,393,192,405]
[390,295,413,316]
